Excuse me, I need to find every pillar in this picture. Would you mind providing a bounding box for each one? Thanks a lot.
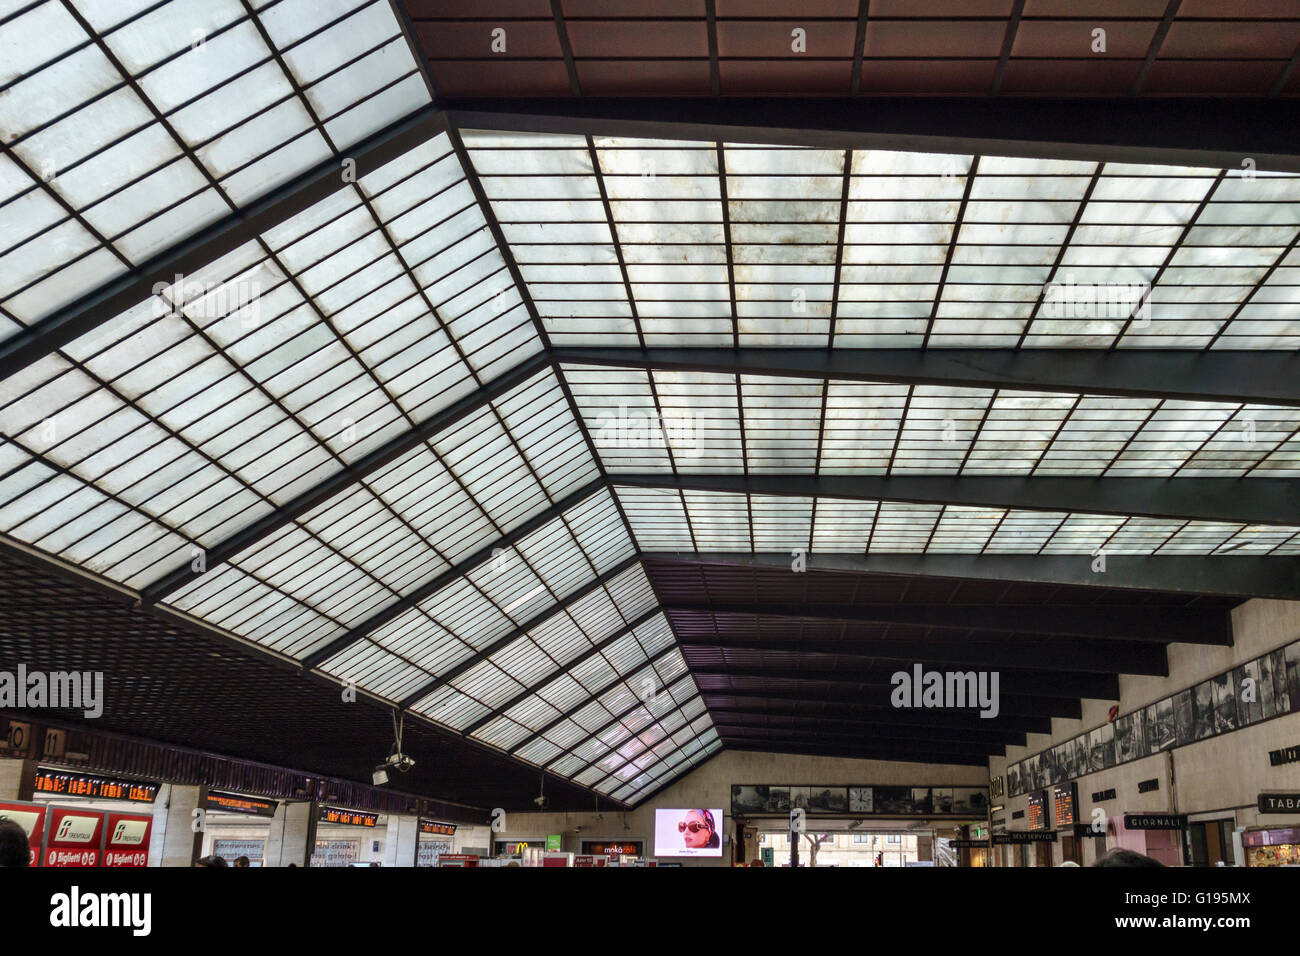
[158,784,205,867]
[265,800,317,867]
[0,757,36,801]
[382,815,419,867]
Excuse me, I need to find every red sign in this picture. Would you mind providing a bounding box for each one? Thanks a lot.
[436,854,479,867]
[45,807,105,867]
[574,854,596,867]
[0,800,47,867]
[103,812,152,867]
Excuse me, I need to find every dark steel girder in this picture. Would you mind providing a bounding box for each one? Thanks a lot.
[442,98,1300,173]
[713,724,1004,757]
[554,347,1300,409]
[669,603,1222,645]
[0,106,446,384]
[707,686,1071,723]
[616,473,1300,528]
[706,706,1028,746]
[647,551,1300,601]
[724,738,990,767]
[696,681,1082,720]
[392,553,643,709]
[299,476,607,670]
[676,634,1168,676]
[710,714,1020,749]
[701,692,1053,734]
[144,351,558,606]
[690,665,1116,700]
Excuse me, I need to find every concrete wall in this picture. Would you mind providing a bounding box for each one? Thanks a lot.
[989,597,1300,866]
[495,748,985,867]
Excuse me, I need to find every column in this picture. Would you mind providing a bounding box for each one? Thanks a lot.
[382,815,419,867]
[265,800,317,867]
[158,784,205,868]
[0,757,36,801]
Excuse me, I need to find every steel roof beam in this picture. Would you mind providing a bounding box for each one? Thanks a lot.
[676,634,1168,676]
[553,346,1300,408]
[690,666,1116,700]
[646,551,1300,601]
[668,602,1222,645]
[441,97,1300,173]
[616,473,1300,528]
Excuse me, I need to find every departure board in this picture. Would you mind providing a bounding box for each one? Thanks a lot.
[1027,791,1048,831]
[1053,783,1078,828]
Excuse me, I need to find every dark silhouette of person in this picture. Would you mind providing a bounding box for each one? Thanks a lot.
[1092,848,1164,867]
[0,819,30,867]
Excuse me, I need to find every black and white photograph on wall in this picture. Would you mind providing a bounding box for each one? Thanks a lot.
[1212,671,1238,733]
[789,787,810,810]
[766,786,791,813]
[1270,647,1291,713]
[875,786,911,814]
[1114,712,1137,762]
[1257,654,1278,719]
[1041,747,1058,786]
[934,788,953,814]
[912,787,935,814]
[1154,697,1176,751]
[952,788,977,814]
[848,787,873,813]
[1024,754,1040,791]
[809,787,847,812]
[1192,680,1215,740]
[732,785,766,814]
[1173,688,1195,745]
[1132,705,1150,758]
[1287,641,1300,708]
[1006,763,1021,797]
[1066,735,1084,777]
[1090,723,1114,771]
[1238,659,1265,725]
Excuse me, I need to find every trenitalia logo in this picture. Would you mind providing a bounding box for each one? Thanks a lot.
[55,815,99,844]
[111,819,148,845]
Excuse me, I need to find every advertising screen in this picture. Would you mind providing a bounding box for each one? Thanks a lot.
[653,808,724,858]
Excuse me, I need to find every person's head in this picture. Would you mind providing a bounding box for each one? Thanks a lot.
[194,854,228,868]
[1058,860,1080,867]
[234,856,250,868]
[679,809,717,849]
[0,819,30,868]
[749,858,764,867]
[1092,848,1164,867]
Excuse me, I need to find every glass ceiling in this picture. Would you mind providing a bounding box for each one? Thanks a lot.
[7,5,1300,804]
[1,0,431,334]
[461,131,1300,349]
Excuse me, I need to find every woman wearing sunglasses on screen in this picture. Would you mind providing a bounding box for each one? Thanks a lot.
[678,809,720,850]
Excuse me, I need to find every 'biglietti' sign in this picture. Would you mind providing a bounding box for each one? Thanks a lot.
[1124,813,1187,830]
[992,831,1057,844]
[1258,793,1300,814]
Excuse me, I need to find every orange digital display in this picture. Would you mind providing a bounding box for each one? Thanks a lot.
[204,791,279,817]
[318,806,378,827]
[34,769,158,803]
[419,820,457,836]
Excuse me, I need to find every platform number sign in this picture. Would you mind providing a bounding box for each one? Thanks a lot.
[4,720,33,757]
